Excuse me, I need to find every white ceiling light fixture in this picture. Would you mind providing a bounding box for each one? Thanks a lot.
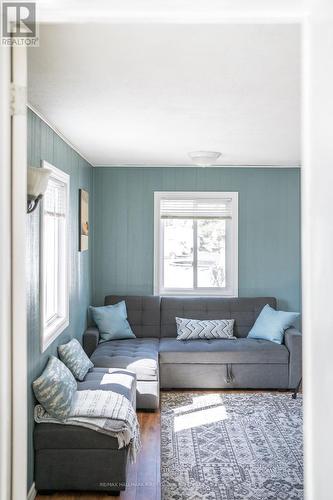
[188,151,222,167]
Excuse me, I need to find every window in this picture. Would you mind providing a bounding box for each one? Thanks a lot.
[154,192,238,296]
[40,161,70,351]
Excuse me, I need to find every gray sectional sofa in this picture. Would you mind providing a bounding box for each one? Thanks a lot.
[84,295,302,410]
[34,295,301,494]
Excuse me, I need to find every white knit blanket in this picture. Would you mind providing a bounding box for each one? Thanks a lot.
[34,390,141,462]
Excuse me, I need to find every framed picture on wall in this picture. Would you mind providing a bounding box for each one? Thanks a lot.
[79,189,89,251]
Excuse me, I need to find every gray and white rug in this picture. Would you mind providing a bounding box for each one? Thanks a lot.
[161,392,303,500]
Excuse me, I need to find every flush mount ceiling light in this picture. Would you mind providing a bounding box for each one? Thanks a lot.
[188,151,222,167]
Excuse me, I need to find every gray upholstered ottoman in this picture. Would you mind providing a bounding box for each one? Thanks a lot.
[34,368,136,494]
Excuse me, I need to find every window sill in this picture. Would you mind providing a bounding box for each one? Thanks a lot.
[157,289,238,297]
[41,316,69,353]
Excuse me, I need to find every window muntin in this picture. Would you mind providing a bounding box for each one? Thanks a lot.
[40,161,69,351]
[154,192,238,296]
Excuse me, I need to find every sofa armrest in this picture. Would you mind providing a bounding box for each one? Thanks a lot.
[83,327,99,357]
[284,327,302,389]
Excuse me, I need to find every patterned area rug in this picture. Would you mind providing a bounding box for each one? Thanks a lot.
[161,392,303,500]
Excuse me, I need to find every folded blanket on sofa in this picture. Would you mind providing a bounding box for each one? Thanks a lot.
[34,389,141,462]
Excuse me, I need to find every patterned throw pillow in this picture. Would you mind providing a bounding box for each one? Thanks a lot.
[32,356,77,420]
[58,338,94,381]
[176,317,236,340]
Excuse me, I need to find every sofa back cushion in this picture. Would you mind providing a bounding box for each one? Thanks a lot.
[160,297,277,338]
[103,295,276,339]
[104,295,161,338]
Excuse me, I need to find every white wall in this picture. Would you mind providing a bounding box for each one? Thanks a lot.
[303,2,333,499]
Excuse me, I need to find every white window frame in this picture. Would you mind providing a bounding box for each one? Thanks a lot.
[40,161,70,352]
[154,191,238,297]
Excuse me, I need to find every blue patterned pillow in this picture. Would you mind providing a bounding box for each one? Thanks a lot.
[32,356,77,420]
[58,338,94,381]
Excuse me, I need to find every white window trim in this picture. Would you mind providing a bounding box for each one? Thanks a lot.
[154,191,238,297]
[40,160,70,352]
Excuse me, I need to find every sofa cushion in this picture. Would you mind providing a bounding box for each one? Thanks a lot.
[90,338,159,381]
[77,368,136,405]
[159,337,289,364]
[34,367,136,451]
[34,423,120,450]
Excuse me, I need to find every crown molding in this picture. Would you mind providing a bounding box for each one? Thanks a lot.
[27,104,95,167]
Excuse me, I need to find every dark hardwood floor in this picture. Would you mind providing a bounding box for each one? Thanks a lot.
[36,410,161,500]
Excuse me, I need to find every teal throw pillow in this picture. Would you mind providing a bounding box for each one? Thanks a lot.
[90,301,135,342]
[58,338,93,381]
[247,304,300,344]
[32,356,77,419]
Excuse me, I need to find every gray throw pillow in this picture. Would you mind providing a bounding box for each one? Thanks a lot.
[58,338,94,381]
[32,356,77,420]
[176,317,236,340]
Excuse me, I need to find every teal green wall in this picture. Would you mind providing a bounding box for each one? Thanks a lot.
[93,167,301,311]
[27,109,93,490]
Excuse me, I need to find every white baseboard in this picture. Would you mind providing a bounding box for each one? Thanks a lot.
[27,482,36,500]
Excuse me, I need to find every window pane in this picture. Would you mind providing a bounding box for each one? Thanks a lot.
[163,219,193,288]
[44,213,57,322]
[197,219,226,288]
[43,187,66,327]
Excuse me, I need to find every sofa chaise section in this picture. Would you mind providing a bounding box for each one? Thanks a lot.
[84,295,161,410]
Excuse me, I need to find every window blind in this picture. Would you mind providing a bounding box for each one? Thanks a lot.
[44,178,66,217]
[160,198,232,220]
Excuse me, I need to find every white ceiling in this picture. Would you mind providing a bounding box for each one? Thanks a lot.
[28,23,300,166]
[36,0,305,23]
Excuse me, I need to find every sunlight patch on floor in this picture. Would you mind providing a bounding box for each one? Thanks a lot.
[173,393,224,415]
[174,404,228,432]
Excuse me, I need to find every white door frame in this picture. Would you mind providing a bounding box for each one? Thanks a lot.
[0,45,28,500]
[0,45,13,500]
[301,4,333,499]
[2,2,332,499]
[11,45,28,500]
